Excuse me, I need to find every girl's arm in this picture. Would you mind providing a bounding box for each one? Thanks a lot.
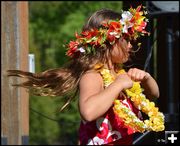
[141,73,160,99]
[127,68,160,99]
[79,71,133,122]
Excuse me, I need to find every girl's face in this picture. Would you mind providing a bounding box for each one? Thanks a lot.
[111,38,132,64]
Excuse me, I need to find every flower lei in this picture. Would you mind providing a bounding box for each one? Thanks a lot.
[100,68,165,133]
[66,5,150,58]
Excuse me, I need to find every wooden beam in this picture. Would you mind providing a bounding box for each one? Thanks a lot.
[1,2,29,145]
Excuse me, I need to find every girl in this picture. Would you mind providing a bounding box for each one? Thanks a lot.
[7,5,164,145]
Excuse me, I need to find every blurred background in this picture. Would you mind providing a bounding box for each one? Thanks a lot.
[1,1,179,145]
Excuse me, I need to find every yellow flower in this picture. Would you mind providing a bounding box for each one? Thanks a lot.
[100,68,165,133]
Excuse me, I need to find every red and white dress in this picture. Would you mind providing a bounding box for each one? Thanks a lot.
[78,96,143,145]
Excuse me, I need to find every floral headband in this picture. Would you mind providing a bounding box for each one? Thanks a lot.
[66,5,149,58]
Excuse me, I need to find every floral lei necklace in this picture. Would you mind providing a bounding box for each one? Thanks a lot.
[99,67,165,133]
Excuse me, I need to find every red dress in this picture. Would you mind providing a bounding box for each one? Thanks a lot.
[78,96,143,145]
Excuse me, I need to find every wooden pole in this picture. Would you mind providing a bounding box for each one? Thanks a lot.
[1,2,29,145]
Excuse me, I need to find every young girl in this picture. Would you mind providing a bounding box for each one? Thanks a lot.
[7,5,165,145]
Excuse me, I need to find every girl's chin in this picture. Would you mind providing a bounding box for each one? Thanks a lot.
[121,58,129,63]
[113,57,129,64]
[116,60,127,64]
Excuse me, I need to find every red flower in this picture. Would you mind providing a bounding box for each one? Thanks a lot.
[81,29,98,39]
[107,30,116,43]
[66,41,79,57]
[75,32,81,39]
[110,21,121,29]
[106,21,122,43]
[100,21,120,44]
[135,21,147,32]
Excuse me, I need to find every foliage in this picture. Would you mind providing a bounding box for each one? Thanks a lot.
[29,1,122,145]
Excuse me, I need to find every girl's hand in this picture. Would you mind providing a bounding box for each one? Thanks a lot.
[127,68,151,82]
[115,73,133,89]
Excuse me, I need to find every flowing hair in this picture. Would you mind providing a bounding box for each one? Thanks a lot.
[7,9,123,111]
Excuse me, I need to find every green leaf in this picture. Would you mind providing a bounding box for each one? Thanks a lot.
[86,46,91,54]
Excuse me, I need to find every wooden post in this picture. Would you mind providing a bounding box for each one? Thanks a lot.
[1,2,29,145]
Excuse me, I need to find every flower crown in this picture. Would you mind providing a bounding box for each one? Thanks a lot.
[66,5,149,58]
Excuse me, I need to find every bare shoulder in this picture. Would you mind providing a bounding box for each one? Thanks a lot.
[79,70,104,100]
[79,70,104,94]
[80,70,103,86]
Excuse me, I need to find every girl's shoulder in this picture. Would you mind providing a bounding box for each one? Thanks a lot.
[80,69,103,85]
[81,69,102,80]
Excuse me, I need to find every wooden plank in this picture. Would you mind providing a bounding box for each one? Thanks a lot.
[2,2,20,144]
[18,2,29,141]
[1,2,29,145]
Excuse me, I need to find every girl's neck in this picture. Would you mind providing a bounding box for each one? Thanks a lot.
[104,62,122,72]
[104,63,114,70]
[105,58,115,70]
[104,63,124,79]
[104,63,118,78]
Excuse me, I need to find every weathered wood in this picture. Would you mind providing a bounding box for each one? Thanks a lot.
[18,3,29,144]
[1,2,29,145]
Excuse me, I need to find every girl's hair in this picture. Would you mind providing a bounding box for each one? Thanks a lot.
[7,9,125,111]
[82,8,121,31]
